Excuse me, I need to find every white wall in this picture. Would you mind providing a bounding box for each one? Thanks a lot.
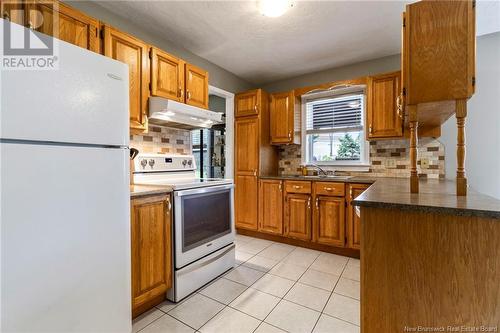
[440,32,500,199]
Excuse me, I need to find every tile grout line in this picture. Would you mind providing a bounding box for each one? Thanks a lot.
[310,258,351,332]
[256,248,323,333]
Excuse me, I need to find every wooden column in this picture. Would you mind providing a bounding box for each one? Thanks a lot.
[409,105,419,193]
[456,99,467,196]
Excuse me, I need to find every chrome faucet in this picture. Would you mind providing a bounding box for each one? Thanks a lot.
[305,164,329,176]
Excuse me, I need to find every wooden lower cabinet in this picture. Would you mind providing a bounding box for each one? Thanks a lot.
[131,194,172,317]
[285,193,312,241]
[259,180,283,235]
[235,174,258,230]
[347,184,370,249]
[314,196,345,247]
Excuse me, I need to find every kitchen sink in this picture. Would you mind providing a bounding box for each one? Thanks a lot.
[289,175,353,181]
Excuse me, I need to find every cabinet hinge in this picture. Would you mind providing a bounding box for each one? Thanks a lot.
[472,77,476,86]
[402,87,406,96]
[149,48,153,59]
[473,0,476,8]
[149,82,152,91]
[99,29,104,39]
[402,17,406,28]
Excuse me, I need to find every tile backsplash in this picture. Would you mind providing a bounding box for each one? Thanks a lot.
[278,138,445,179]
[130,125,192,155]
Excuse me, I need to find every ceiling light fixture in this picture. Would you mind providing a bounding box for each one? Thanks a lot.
[258,0,294,18]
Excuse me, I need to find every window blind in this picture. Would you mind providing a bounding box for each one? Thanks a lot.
[306,93,364,134]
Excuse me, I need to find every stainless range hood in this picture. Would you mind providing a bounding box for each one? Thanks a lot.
[148,97,223,130]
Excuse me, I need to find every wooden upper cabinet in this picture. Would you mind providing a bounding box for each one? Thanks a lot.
[103,25,150,133]
[259,180,283,235]
[270,91,299,145]
[1,2,26,26]
[235,175,258,231]
[131,194,172,317]
[347,183,370,250]
[285,193,312,241]
[236,90,261,117]
[185,63,208,109]
[150,47,185,102]
[404,0,475,105]
[367,71,403,139]
[28,1,99,52]
[314,196,345,247]
[234,116,259,176]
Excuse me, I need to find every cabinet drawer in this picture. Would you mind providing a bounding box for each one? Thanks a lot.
[285,181,311,194]
[314,182,345,196]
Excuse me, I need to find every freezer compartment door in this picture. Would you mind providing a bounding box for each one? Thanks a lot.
[0,21,129,146]
[0,142,131,332]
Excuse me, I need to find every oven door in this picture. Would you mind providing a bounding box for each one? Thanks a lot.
[173,184,234,268]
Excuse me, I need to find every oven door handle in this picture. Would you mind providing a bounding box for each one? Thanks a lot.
[174,184,234,197]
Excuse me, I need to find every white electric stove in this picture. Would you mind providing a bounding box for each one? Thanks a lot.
[133,154,235,302]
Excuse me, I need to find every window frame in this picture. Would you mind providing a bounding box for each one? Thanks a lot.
[300,85,370,169]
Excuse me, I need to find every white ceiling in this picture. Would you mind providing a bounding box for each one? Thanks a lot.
[95,0,500,85]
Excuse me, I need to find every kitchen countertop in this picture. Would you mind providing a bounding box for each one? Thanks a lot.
[259,175,376,184]
[130,184,173,198]
[259,175,500,218]
[353,178,500,219]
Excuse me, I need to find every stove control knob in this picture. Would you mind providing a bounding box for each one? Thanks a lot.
[187,160,193,166]
[182,159,188,167]
[148,159,155,168]
[140,159,148,169]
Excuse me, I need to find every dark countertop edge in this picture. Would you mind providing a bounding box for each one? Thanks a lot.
[130,185,173,198]
[351,199,500,219]
[260,175,500,219]
[259,175,376,184]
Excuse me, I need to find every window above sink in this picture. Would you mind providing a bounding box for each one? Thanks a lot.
[301,86,370,169]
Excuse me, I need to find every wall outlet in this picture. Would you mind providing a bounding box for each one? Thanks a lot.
[385,159,397,169]
[420,158,430,169]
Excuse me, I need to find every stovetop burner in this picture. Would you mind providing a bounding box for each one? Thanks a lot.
[132,153,232,190]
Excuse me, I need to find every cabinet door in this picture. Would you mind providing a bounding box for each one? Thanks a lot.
[1,2,26,26]
[270,91,294,144]
[151,47,185,102]
[314,196,345,247]
[367,71,403,139]
[235,175,258,230]
[131,195,172,314]
[29,1,99,52]
[185,63,208,109]
[347,184,370,249]
[103,25,150,133]
[235,90,259,117]
[235,116,259,176]
[285,193,311,241]
[259,180,283,235]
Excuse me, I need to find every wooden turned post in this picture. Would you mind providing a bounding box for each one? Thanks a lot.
[456,99,467,196]
[409,105,419,193]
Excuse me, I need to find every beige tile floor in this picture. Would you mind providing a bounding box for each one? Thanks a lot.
[133,234,360,333]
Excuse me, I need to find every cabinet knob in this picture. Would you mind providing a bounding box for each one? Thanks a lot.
[3,12,10,21]
[350,188,353,198]
[293,185,302,189]
[166,198,172,211]
[307,197,311,210]
[179,86,183,98]
[288,130,292,140]
[369,125,373,134]
[186,90,191,100]
[253,170,257,177]
[324,187,333,191]
[254,105,258,112]
[315,197,319,209]
[279,183,282,192]
[27,21,34,30]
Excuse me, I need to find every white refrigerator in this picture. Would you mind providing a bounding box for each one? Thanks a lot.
[1,22,131,332]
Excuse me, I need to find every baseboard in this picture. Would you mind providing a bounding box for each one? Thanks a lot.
[236,229,360,259]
